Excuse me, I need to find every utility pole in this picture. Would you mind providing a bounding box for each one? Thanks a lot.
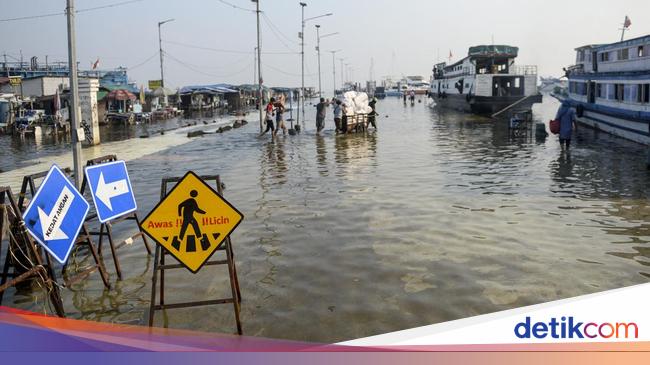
[158,18,174,106]
[253,47,257,86]
[253,0,263,133]
[300,6,333,121]
[329,50,340,97]
[315,24,321,98]
[300,2,306,125]
[3,54,8,77]
[66,0,82,189]
[339,58,345,86]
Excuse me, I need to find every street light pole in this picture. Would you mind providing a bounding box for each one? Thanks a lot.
[253,0,263,132]
[315,25,321,98]
[339,57,345,87]
[66,0,82,189]
[158,18,174,106]
[329,50,340,97]
[300,2,306,125]
[300,8,333,120]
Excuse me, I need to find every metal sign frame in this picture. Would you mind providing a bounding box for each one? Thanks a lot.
[17,168,110,289]
[0,186,65,317]
[22,165,90,265]
[147,174,242,334]
[81,155,152,280]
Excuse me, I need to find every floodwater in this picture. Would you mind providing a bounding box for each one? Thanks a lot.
[1,96,649,343]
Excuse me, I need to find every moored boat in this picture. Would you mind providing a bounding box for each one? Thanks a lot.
[429,45,542,116]
[564,35,650,145]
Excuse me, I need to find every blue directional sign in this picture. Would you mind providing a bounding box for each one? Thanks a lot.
[22,165,90,264]
[84,160,137,223]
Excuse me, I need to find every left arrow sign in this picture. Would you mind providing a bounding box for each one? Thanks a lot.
[37,185,74,241]
[95,172,129,211]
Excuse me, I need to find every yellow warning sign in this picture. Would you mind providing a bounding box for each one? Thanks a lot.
[140,172,243,273]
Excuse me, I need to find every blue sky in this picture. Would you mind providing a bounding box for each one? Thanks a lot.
[2,0,649,91]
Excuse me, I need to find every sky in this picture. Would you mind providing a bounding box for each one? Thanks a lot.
[1,0,649,93]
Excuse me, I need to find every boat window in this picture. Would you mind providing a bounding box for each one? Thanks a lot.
[597,83,603,98]
[514,78,520,88]
[639,46,646,58]
[624,85,637,102]
[617,48,629,60]
[600,52,609,62]
[615,84,625,101]
[640,84,650,103]
[607,84,615,100]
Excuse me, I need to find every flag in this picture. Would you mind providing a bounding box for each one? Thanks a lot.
[92,58,100,70]
[624,16,631,28]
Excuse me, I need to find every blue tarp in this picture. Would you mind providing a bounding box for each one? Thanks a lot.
[179,83,239,95]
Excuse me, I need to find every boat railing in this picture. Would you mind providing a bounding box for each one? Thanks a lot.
[510,65,538,76]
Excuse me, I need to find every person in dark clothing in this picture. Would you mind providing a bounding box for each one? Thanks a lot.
[178,190,206,240]
[316,97,327,133]
[340,102,349,134]
[403,92,407,104]
[556,100,577,150]
[367,97,378,130]
[260,97,276,137]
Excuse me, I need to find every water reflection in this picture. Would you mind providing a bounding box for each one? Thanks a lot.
[3,97,650,342]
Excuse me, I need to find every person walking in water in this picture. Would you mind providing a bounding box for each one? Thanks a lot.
[555,100,577,151]
[368,97,378,130]
[259,97,276,138]
[333,99,343,133]
[274,99,287,137]
[409,90,416,105]
[315,97,327,133]
[178,190,206,240]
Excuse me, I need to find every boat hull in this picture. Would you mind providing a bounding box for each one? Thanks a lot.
[432,94,543,115]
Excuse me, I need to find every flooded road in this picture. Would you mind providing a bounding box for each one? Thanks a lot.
[2,96,649,343]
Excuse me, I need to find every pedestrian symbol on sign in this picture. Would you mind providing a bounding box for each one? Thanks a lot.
[140,172,244,273]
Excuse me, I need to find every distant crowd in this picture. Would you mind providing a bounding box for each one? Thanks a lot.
[259,96,378,138]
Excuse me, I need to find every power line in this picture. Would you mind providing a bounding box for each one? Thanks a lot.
[263,62,314,78]
[164,51,254,78]
[162,39,298,55]
[127,51,159,70]
[0,0,143,22]
[261,12,299,47]
[261,15,297,53]
[216,0,256,13]
[77,0,144,14]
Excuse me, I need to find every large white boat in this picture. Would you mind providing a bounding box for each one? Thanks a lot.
[429,45,542,115]
[565,35,650,145]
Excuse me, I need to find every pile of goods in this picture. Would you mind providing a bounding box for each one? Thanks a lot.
[341,91,373,115]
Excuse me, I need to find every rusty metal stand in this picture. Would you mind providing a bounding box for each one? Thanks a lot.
[81,155,152,280]
[147,175,242,334]
[17,169,110,289]
[0,186,65,316]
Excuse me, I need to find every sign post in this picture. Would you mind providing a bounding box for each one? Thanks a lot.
[81,155,152,280]
[17,167,111,288]
[142,173,243,334]
[22,165,90,264]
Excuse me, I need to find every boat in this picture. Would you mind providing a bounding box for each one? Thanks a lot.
[429,45,542,115]
[564,35,650,145]
[405,76,430,95]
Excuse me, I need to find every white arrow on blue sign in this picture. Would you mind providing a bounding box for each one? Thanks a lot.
[22,165,90,264]
[84,160,137,223]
